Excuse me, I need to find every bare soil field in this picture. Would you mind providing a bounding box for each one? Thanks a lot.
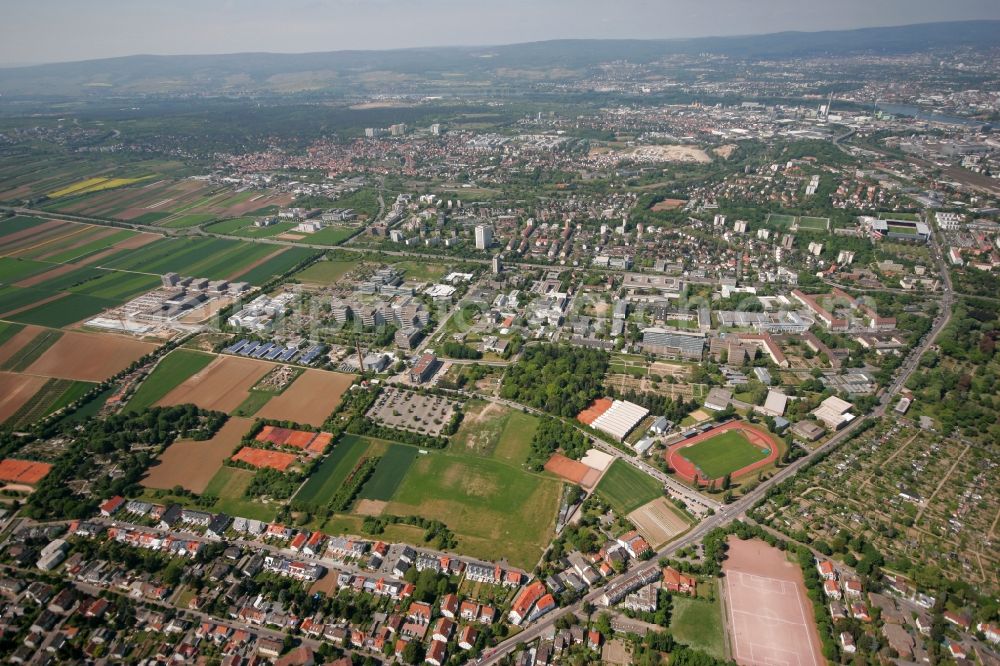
[627,496,690,548]
[354,499,387,516]
[26,331,157,382]
[0,325,45,366]
[255,370,354,427]
[630,145,711,163]
[0,372,48,423]
[713,144,739,159]
[157,355,271,413]
[142,416,253,493]
[723,537,824,666]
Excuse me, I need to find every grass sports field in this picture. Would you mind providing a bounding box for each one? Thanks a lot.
[595,459,664,514]
[678,429,768,479]
[387,451,562,569]
[126,349,215,412]
[766,213,797,228]
[798,215,830,231]
[670,586,725,659]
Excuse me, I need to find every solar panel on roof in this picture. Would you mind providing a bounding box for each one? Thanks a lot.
[252,343,274,358]
[279,349,297,361]
[240,341,259,356]
[265,348,283,360]
[226,339,249,354]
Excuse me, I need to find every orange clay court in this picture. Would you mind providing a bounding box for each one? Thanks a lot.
[723,537,825,666]
[256,425,318,450]
[0,459,53,485]
[576,397,613,425]
[231,447,298,472]
[544,453,602,488]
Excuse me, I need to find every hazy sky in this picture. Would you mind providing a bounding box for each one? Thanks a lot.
[3,0,999,66]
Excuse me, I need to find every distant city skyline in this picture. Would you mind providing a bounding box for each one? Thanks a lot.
[2,0,1000,67]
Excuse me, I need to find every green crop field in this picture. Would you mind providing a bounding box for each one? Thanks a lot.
[126,350,215,412]
[0,322,25,347]
[295,434,371,506]
[0,216,49,239]
[42,230,136,264]
[10,293,118,327]
[670,587,725,658]
[161,213,216,229]
[678,429,769,479]
[0,286,54,314]
[202,467,277,522]
[67,270,159,301]
[294,259,361,284]
[237,247,319,285]
[0,258,53,286]
[386,450,562,569]
[595,459,664,514]
[0,329,62,371]
[357,444,419,501]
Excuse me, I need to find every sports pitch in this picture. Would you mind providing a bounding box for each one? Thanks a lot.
[678,429,769,479]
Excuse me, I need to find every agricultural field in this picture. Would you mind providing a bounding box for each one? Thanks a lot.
[295,434,377,507]
[0,327,62,372]
[254,369,354,427]
[595,459,664,515]
[126,349,216,412]
[156,354,272,414]
[1,379,94,428]
[300,226,357,246]
[386,449,562,569]
[24,331,156,382]
[142,416,253,494]
[357,444,420,501]
[0,372,49,424]
[205,217,296,238]
[676,429,769,479]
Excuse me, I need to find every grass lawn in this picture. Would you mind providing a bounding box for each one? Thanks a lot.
[126,349,215,412]
[451,401,539,464]
[293,259,360,284]
[304,226,357,246]
[678,430,768,479]
[390,260,449,282]
[231,391,274,417]
[595,459,663,515]
[387,451,561,570]
[202,466,278,522]
[670,585,725,659]
[357,444,419,501]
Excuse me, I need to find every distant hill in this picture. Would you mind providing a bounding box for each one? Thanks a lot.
[0,20,996,97]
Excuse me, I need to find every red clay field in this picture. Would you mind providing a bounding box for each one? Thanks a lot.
[26,331,157,382]
[231,446,298,472]
[576,397,613,425]
[142,416,253,493]
[254,369,354,427]
[544,453,601,488]
[666,421,780,485]
[723,537,824,666]
[157,355,271,413]
[0,458,53,485]
[256,425,319,450]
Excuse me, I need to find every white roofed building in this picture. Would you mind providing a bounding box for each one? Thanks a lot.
[591,400,649,441]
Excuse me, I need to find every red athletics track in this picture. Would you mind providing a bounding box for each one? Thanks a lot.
[666,421,780,486]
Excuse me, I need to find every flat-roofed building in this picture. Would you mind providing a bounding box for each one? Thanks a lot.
[640,328,705,360]
[590,400,650,441]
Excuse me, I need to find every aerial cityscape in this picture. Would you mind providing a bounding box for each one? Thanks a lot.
[0,3,997,665]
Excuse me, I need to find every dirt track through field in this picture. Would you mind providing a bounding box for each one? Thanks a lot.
[26,331,156,381]
[255,369,354,427]
[142,416,252,493]
[226,247,287,281]
[157,355,271,413]
[723,537,824,666]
